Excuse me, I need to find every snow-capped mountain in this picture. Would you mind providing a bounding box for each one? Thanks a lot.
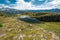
[0,7,60,14]
[0,7,25,14]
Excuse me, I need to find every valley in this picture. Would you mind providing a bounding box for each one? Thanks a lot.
[0,12,60,40]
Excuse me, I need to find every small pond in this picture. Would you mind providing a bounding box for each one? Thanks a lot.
[18,16,40,23]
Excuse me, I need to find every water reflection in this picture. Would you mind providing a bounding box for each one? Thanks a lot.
[18,16,40,23]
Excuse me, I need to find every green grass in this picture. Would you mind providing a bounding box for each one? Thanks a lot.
[0,12,60,40]
[22,12,60,35]
[34,22,60,35]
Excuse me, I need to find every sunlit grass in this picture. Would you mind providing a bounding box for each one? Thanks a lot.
[34,22,60,35]
[0,12,60,40]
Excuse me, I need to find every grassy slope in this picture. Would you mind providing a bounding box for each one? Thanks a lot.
[23,12,60,35]
[34,22,60,35]
[0,12,60,40]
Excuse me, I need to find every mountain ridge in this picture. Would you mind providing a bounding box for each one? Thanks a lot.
[0,8,60,14]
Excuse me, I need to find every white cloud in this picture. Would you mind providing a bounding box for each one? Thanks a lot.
[0,0,60,10]
[50,0,60,4]
[0,4,9,8]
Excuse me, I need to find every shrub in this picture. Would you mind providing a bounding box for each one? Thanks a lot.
[0,22,3,27]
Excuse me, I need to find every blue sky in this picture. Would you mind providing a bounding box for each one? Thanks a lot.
[24,0,31,2]
[0,0,16,6]
[0,0,52,6]
[0,0,60,10]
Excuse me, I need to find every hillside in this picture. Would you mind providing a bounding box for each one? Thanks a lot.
[0,12,60,40]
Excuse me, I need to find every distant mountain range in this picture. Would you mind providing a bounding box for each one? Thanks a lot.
[0,8,25,14]
[26,9,60,12]
[0,7,60,14]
